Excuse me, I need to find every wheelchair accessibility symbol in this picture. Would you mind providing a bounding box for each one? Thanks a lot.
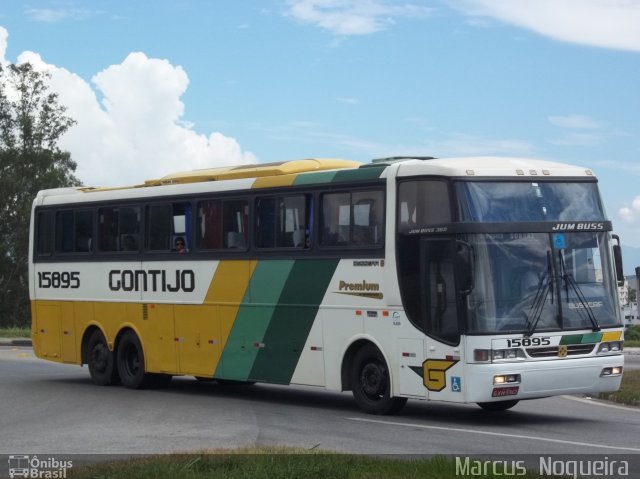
[451,376,462,393]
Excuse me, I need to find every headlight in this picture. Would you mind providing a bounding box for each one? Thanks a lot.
[474,348,525,362]
[492,348,526,361]
[601,367,622,377]
[598,341,623,354]
[494,374,521,385]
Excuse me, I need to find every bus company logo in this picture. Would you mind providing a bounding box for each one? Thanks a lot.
[336,280,383,300]
[413,358,458,392]
[551,222,605,231]
[558,345,568,358]
[8,455,73,478]
[108,269,195,293]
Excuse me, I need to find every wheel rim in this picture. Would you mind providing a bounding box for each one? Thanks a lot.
[360,361,387,400]
[90,343,109,373]
[123,343,141,377]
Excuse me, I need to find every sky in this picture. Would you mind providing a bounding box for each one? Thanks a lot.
[0,0,639,247]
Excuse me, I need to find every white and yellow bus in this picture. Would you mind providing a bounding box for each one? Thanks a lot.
[29,156,625,414]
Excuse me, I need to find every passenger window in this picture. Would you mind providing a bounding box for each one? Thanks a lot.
[98,206,140,252]
[197,199,248,250]
[147,205,172,251]
[36,211,54,256]
[146,202,192,252]
[256,195,308,249]
[321,190,383,247]
[55,209,94,254]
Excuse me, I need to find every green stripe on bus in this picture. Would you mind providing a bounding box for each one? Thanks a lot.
[293,171,339,185]
[560,332,603,345]
[292,165,384,186]
[331,166,385,183]
[215,260,295,380]
[248,259,339,384]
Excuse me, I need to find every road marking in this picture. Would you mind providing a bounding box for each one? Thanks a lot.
[563,394,640,412]
[347,417,640,453]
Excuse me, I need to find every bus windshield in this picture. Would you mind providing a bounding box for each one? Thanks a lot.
[456,181,605,222]
[465,231,620,334]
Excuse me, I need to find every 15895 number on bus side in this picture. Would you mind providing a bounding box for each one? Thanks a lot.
[37,271,80,289]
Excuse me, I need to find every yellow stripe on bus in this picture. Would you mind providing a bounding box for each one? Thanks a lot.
[203,260,257,374]
[602,331,622,342]
[251,174,298,189]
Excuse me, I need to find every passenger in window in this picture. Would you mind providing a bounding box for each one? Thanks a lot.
[174,237,187,254]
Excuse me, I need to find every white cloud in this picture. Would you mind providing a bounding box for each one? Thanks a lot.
[24,7,95,23]
[548,114,601,130]
[451,0,640,52]
[547,114,605,146]
[337,97,358,104]
[2,28,256,187]
[619,196,640,224]
[549,133,602,147]
[284,0,433,36]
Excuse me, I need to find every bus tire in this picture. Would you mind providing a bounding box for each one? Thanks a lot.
[477,400,519,411]
[351,344,407,415]
[116,330,156,389]
[87,329,119,386]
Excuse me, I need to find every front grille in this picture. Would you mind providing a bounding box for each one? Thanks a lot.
[526,344,596,358]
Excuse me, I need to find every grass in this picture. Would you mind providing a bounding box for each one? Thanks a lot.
[597,369,640,407]
[625,325,640,348]
[0,326,30,338]
[67,447,550,479]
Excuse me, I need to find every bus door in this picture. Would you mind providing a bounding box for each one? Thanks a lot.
[420,237,464,401]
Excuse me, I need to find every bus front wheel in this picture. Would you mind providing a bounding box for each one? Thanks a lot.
[116,331,170,389]
[477,400,519,411]
[351,344,407,415]
[86,329,119,386]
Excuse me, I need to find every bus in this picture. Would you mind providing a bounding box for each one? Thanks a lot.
[29,156,625,414]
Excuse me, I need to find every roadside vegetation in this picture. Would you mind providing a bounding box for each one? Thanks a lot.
[625,324,640,347]
[0,326,30,338]
[598,369,640,407]
[67,447,552,479]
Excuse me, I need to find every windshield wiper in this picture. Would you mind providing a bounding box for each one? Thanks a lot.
[558,251,601,332]
[525,251,554,337]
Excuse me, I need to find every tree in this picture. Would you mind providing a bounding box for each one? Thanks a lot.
[0,63,80,328]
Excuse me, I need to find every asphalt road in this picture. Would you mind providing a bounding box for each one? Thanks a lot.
[1,346,639,459]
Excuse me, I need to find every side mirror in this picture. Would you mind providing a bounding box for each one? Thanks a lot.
[612,235,624,286]
[456,240,475,296]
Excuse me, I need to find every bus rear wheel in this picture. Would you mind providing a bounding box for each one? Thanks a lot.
[116,331,169,389]
[477,400,519,411]
[86,329,119,386]
[351,344,407,415]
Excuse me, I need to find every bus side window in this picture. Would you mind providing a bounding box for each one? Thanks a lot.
[255,195,307,249]
[197,200,223,249]
[98,206,140,252]
[398,180,450,230]
[321,193,349,246]
[223,200,248,249]
[147,205,172,251]
[55,209,94,254]
[321,190,383,247]
[74,210,94,252]
[36,211,54,256]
